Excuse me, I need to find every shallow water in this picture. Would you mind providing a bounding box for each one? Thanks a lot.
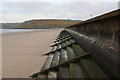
[1,29,37,33]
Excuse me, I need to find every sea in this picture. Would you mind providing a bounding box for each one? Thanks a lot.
[0,29,37,33]
[0,28,62,34]
[0,29,54,34]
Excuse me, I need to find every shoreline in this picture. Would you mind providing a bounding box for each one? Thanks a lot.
[2,28,63,34]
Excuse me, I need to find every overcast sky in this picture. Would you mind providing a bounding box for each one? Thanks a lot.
[0,0,119,23]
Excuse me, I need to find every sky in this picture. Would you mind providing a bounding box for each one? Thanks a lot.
[0,0,119,23]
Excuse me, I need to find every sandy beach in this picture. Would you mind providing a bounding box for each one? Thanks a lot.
[2,29,62,78]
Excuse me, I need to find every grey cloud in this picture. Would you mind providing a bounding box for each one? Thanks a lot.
[1,2,118,22]
[54,2,118,20]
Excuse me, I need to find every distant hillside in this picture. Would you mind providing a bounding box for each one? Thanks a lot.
[2,23,24,29]
[2,19,82,29]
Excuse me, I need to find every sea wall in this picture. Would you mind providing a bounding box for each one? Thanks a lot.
[65,9,120,78]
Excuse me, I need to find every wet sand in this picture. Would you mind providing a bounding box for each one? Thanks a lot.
[2,29,61,78]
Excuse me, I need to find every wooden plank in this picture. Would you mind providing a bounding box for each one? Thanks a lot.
[48,71,57,79]
[65,41,71,46]
[51,37,72,47]
[57,44,61,50]
[61,43,66,48]
[51,51,60,67]
[69,62,89,78]
[66,47,75,60]
[51,46,57,52]
[41,54,54,72]
[60,49,68,64]
[62,37,72,42]
[72,44,86,56]
[65,35,70,37]
[54,40,59,43]
[69,39,76,44]
[37,73,47,79]
[40,53,91,74]
[80,57,108,78]
[58,67,69,78]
